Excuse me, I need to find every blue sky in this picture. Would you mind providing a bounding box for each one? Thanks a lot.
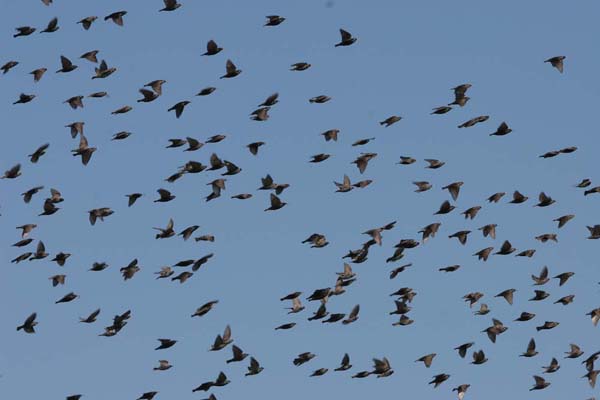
[2,0,600,398]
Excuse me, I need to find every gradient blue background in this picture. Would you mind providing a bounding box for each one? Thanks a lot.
[1,0,599,398]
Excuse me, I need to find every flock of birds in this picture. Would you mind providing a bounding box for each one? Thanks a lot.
[2,1,600,400]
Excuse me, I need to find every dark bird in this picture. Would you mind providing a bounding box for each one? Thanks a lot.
[545,56,565,73]
[1,61,19,74]
[536,321,559,331]
[160,0,182,11]
[335,353,352,371]
[265,15,285,26]
[265,193,286,211]
[293,352,315,366]
[92,60,116,79]
[455,342,474,358]
[80,309,101,323]
[521,338,538,357]
[56,56,77,73]
[435,200,455,215]
[220,59,241,78]
[17,313,37,333]
[78,16,98,30]
[472,349,488,364]
[155,338,177,350]
[416,353,436,368]
[105,11,127,26]
[429,373,450,388]
[554,271,574,286]
[64,96,84,109]
[309,95,331,103]
[203,39,223,56]
[459,207,480,221]
[291,62,311,71]
[246,357,264,376]
[13,93,35,105]
[41,17,59,33]
[55,292,78,304]
[335,29,357,46]
[490,122,512,136]
[210,325,233,351]
[530,375,550,391]
[431,106,452,115]
[155,189,175,202]
[197,87,216,96]
[495,240,516,255]
[192,300,219,318]
[29,143,49,163]
[168,101,190,118]
[14,26,36,37]
[458,115,489,128]
[226,345,248,363]
[380,115,402,127]
[542,357,560,373]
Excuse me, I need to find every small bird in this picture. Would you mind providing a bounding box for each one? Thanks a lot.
[490,122,512,136]
[495,289,516,305]
[220,60,241,78]
[1,61,18,74]
[226,345,248,363]
[41,17,59,33]
[535,192,556,207]
[429,373,450,388]
[105,11,127,26]
[168,101,190,118]
[335,28,357,46]
[542,357,560,373]
[80,309,101,323]
[160,0,182,11]
[152,359,172,372]
[471,350,488,364]
[30,68,47,82]
[55,292,78,304]
[197,87,216,96]
[78,16,98,30]
[293,352,316,366]
[29,143,49,163]
[310,368,329,377]
[155,338,177,350]
[431,106,452,115]
[56,56,77,73]
[455,342,474,358]
[210,325,233,351]
[335,353,352,371]
[545,56,565,73]
[565,343,584,358]
[191,300,219,318]
[530,375,550,391]
[17,313,38,333]
[453,384,471,400]
[416,353,436,368]
[458,115,489,128]
[245,357,264,376]
[521,338,538,357]
[265,193,286,211]
[265,15,286,26]
[14,26,36,37]
[309,95,331,104]
[291,62,311,71]
[92,60,116,79]
[203,40,223,56]
[13,93,36,105]
[380,115,402,127]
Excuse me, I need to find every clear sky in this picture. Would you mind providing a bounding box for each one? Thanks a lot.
[1,0,600,399]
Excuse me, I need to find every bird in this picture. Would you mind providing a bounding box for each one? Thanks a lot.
[521,338,539,357]
[530,375,550,391]
[245,357,264,376]
[490,122,512,136]
[105,11,127,26]
[160,0,182,11]
[168,101,191,118]
[77,16,98,30]
[56,56,77,73]
[265,15,286,26]
[40,17,59,33]
[210,325,233,351]
[155,338,177,350]
[14,26,36,37]
[220,60,241,78]
[17,313,38,333]
[545,56,565,73]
